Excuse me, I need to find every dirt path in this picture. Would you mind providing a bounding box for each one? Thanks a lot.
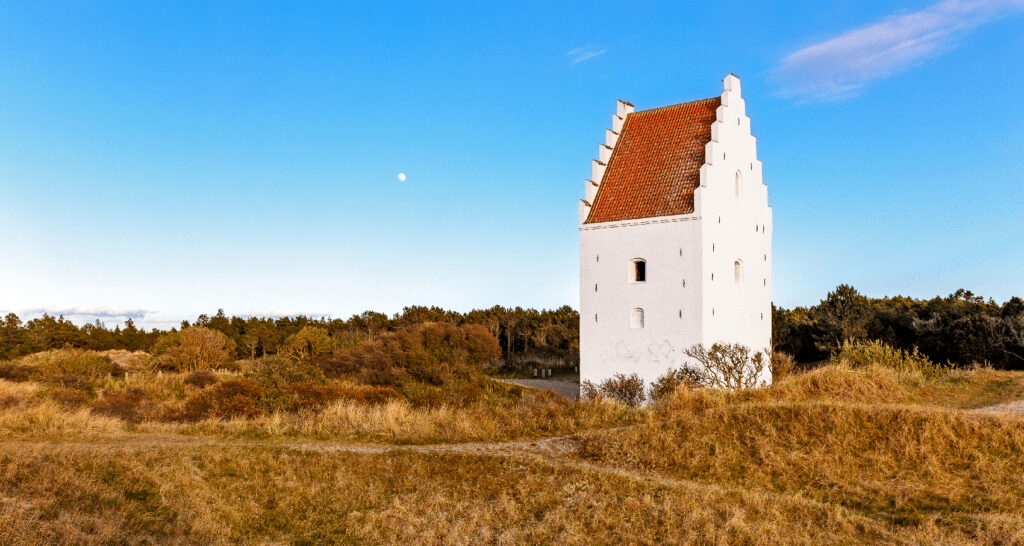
[1,429,590,458]
[497,378,580,400]
[0,429,864,522]
[975,399,1024,415]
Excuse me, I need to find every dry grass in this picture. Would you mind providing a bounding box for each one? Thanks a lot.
[574,364,1024,539]
[148,396,637,444]
[3,348,1024,542]
[5,441,1019,545]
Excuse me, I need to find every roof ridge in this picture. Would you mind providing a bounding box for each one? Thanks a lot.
[633,96,719,115]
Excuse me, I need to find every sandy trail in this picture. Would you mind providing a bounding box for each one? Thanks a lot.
[0,428,879,521]
[496,377,580,400]
[975,399,1024,415]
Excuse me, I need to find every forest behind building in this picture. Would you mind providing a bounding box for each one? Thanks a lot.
[2,286,1022,370]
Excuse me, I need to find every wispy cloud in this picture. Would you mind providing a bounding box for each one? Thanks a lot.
[18,306,150,320]
[773,0,1024,101]
[566,45,607,64]
[2,307,336,331]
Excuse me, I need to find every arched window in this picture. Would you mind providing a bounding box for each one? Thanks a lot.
[631,308,645,329]
[734,260,743,283]
[735,170,742,198]
[630,259,646,282]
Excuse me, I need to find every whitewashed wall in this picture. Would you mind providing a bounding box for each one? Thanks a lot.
[695,74,773,384]
[579,216,704,387]
[579,74,773,390]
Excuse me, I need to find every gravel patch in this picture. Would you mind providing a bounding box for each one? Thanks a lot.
[498,378,579,400]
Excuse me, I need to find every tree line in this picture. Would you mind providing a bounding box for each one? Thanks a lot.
[0,305,580,365]
[773,285,1024,369]
[3,286,1022,369]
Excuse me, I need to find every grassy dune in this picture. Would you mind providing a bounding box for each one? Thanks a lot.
[2,351,1024,543]
[575,366,1024,540]
[4,441,1012,544]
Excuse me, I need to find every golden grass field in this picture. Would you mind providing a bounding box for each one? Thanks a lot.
[2,350,1024,544]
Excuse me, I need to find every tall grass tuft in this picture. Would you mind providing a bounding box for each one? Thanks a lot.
[831,340,948,379]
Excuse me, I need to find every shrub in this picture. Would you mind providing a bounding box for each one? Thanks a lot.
[580,380,599,402]
[183,370,219,389]
[24,349,122,382]
[335,384,402,405]
[357,365,405,387]
[648,367,704,403]
[46,387,91,408]
[180,380,265,421]
[770,351,797,382]
[153,327,235,372]
[582,373,646,407]
[275,381,343,412]
[684,343,769,390]
[0,361,31,382]
[248,356,326,389]
[831,340,948,379]
[92,388,161,423]
[273,381,399,412]
[460,324,502,365]
[280,326,334,362]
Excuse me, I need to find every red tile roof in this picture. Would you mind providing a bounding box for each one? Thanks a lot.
[584,97,720,224]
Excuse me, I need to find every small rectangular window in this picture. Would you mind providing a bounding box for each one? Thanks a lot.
[631,308,644,329]
[635,261,646,282]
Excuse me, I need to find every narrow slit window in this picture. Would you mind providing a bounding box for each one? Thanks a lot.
[734,260,743,283]
[631,259,646,282]
[735,171,742,198]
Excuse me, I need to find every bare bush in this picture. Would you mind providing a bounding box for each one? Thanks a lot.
[648,367,704,403]
[581,373,645,407]
[683,343,768,390]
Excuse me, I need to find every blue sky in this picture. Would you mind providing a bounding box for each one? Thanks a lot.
[1,1,1022,329]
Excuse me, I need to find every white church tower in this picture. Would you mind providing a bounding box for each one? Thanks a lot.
[579,74,772,388]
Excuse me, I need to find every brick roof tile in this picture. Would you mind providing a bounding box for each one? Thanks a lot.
[584,97,720,224]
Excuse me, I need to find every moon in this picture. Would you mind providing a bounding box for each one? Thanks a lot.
[397,173,406,182]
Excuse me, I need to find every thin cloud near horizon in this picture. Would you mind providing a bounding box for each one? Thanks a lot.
[3,307,339,331]
[773,0,1024,101]
[13,306,150,320]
